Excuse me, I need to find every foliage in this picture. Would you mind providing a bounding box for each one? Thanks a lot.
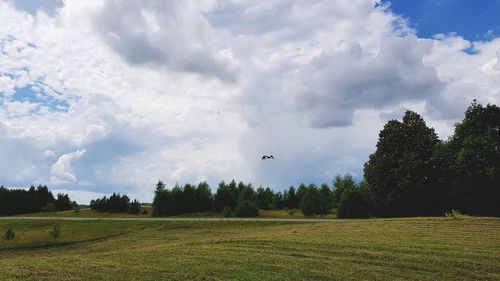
[41,203,56,212]
[128,200,141,214]
[3,226,15,240]
[446,101,500,216]
[299,184,320,216]
[332,174,356,208]
[0,185,56,215]
[54,193,72,211]
[337,181,372,218]
[49,224,61,239]
[90,193,140,214]
[364,110,444,217]
[214,180,238,212]
[256,187,274,210]
[234,200,259,217]
[195,182,213,212]
[222,206,232,217]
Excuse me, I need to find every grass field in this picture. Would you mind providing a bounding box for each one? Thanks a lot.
[0,217,499,280]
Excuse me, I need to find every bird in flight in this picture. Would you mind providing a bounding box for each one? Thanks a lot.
[262,155,274,160]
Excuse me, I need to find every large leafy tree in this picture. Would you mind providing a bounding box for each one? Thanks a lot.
[364,110,443,217]
[447,101,500,216]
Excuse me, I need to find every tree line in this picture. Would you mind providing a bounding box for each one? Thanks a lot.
[0,185,76,216]
[151,175,368,217]
[90,193,141,214]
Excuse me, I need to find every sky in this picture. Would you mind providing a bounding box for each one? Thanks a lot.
[0,0,499,203]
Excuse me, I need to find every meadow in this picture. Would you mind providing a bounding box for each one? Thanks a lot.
[0,217,499,280]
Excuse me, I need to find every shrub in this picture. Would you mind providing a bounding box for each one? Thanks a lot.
[3,226,15,240]
[49,224,61,239]
[234,200,258,217]
[142,209,149,215]
[287,209,296,216]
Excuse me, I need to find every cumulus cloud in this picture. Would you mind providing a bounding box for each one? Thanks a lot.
[93,0,239,82]
[50,149,86,184]
[289,37,443,127]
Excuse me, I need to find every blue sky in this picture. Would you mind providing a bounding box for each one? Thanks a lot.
[0,1,499,203]
[384,0,500,41]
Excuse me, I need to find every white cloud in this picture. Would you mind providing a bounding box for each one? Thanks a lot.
[94,0,239,82]
[50,149,86,184]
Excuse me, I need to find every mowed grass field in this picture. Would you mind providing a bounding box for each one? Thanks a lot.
[0,217,499,280]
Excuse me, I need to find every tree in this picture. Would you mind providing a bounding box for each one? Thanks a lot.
[90,193,137,213]
[317,183,333,215]
[364,110,443,217]
[296,183,307,209]
[286,186,299,209]
[129,199,141,214]
[332,174,356,208]
[195,182,213,212]
[54,193,72,211]
[234,200,258,217]
[256,187,272,210]
[152,181,167,216]
[182,183,197,213]
[447,101,500,216]
[0,185,66,216]
[214,180,238,211]
[337,181,372,218]
[300,184,321,216]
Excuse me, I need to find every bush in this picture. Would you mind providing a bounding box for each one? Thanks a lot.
[142,209,149,215]
[3,226,15,240]
[234,200,258,217]
[49,224,61,239]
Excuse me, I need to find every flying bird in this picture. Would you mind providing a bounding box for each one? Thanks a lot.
[262,155,274,160]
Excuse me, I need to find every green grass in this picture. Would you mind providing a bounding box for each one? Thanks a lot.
[0,217,499,280]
